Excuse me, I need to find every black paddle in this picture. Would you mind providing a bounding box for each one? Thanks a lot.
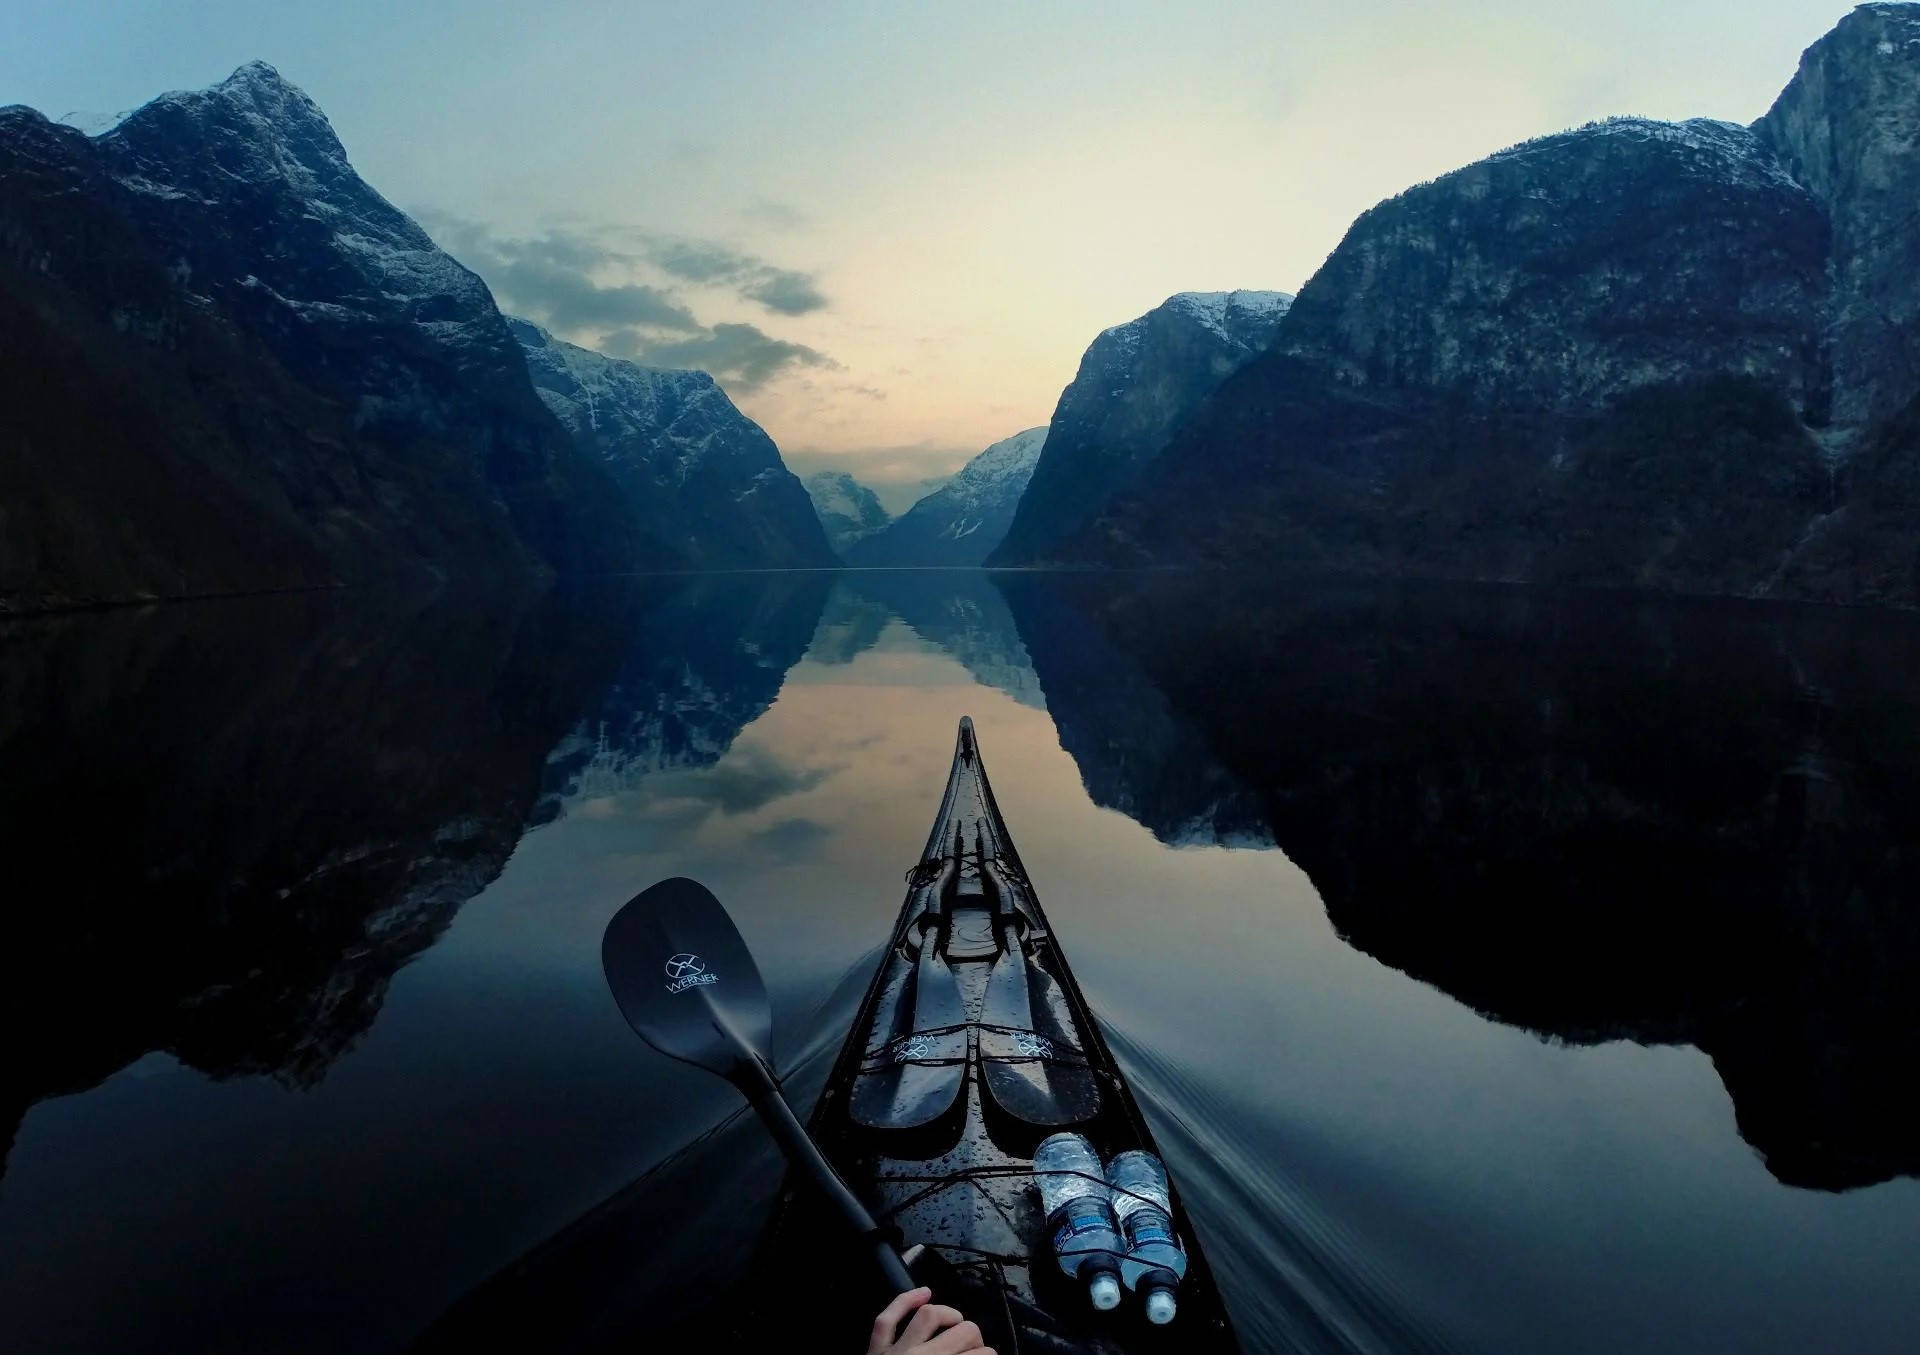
[600,876,916,1296]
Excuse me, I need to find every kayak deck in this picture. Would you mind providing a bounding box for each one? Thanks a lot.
[762,718,1238,1355]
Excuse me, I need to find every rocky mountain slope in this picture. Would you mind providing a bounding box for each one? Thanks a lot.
[0,63,641,613]
[988,291,1292,564]
[849,427,1046,566]
[513,320,835,568]
[1049,6,1920,607]
[802,470,891,556]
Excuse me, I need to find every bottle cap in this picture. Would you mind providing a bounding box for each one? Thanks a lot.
[1088,1271,1122,1311]
[1145,1287,1177,1325]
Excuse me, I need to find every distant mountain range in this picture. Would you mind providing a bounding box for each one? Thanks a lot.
[10,6,1920,612]
[1018,6,1920,608]
[849,427,1047,566]
[0,63,826,614]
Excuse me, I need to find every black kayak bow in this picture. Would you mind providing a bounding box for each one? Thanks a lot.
[600,876,916,1296]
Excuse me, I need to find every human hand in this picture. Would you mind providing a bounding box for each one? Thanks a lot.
[866,1286,995,1355]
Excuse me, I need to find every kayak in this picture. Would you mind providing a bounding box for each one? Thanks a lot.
[760,717,1240,1354]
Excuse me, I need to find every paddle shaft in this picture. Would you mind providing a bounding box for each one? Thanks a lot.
[736,1054,916,1295]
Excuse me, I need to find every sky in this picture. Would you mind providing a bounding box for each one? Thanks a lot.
[3,0,1871,490]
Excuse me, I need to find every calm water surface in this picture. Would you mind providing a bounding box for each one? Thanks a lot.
[2,571,1917,1354]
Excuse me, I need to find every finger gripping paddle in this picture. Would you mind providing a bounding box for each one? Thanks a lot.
[601,877,915,1296]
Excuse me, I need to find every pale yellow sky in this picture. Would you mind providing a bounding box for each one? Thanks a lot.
[8,0,1869,486]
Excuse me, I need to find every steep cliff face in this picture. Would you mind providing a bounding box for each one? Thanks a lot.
[988,291,1291,564]
[802,471,891,556]
[1757,3,1920,429]
[1276,117,1828,419]
[849,427,1045,566]
[512,320,836,569]
[1057,8,1920,605]
[0,64,640,614]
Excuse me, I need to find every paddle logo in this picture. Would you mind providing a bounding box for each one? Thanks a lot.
[664,952,718,995]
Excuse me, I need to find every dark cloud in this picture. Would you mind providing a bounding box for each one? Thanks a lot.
[415,211,837,390]
[644,238,746,284]
[617,323,836,392]
[643,236,829,316]
[742,269,829,316]
[424,215,699,333]
[498,257,699,333]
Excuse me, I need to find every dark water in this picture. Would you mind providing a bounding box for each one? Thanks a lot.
[2,571,1918,1354]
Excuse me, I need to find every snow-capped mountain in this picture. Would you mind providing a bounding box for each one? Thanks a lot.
[0,61,638,612]
[99,62,511,365]
[848,427,1047,566]
[512,320,836,568]
[988,291,1291,565]
[802,470,892,555]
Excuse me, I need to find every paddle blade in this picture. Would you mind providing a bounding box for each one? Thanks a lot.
[601,877,773,1079]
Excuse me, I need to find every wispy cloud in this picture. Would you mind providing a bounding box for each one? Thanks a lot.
[602,322,836,391]
[425,215,695,330]
[642,236,829,316]
[419,211,835,390]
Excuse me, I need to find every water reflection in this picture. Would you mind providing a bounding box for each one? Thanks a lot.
[996,577,1269,846]
[4,570,1918,1355]
[842,570,1046,709]
[1001,573,1920,1192]
[0,585,638,1178]
[536,573,831,815]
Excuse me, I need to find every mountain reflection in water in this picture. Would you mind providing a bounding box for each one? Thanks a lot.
[2,570,1917,1355]
[1000,573,1920,1193]
[0,584,636,1170]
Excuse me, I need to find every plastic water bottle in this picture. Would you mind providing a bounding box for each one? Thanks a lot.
[1107,1150,1187,1325]
[1033,1132,1123,1311]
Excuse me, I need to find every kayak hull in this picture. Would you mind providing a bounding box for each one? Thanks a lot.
[759,718,1239,1355]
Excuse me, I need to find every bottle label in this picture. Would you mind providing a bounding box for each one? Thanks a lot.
[1124,1212,1175,1248]
[1051,1206,1112,1256]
